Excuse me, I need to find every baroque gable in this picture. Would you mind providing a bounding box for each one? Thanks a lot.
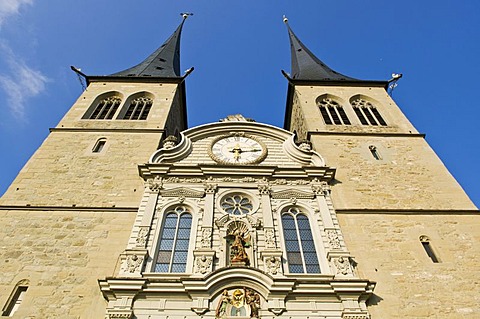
[148,121,327,168]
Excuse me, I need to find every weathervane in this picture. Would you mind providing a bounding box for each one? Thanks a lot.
[181,12,193,19]
[388,73,403,96]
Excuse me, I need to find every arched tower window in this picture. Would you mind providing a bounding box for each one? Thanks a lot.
[119,96,153,120]
[281,207,320,273]
[317,97,351,125]
[154,206,192,273]
[86,96,122,120]
[351,98,387,126]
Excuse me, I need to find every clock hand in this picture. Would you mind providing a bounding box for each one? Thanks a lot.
[240,148,261,152]
[229,144,242,160]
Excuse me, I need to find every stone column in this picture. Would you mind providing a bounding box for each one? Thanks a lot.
[192,181,217,275]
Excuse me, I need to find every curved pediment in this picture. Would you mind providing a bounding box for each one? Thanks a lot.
[148,119,326,168]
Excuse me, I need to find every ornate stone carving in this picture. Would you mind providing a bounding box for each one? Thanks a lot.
[298,140,312,151]
[270,178,310,185]
[160,176,327,186]
[145,176,162,192]
[120,254,144,275]
[201,228,212,248]
[135,227,149,247]
[215,288,261,319]
[311,184,324,196]
[108,312,132,319]
[163,176,204,183]
[204,183,218,194]
[215,214,261,229]
[265,256,281,275]
[334,256,354,276]
[245,288,261,318]
[160,187,205,198]
[342,314,370,319]
[195,255,212,274]
[162,135,178,149]
[264,229,276,249]
[271,189,315,199]
[257,184,271,195]
[326,229,341,249]
[244,214,261,228]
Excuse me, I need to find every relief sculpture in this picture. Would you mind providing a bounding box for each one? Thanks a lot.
[215,288,261,318]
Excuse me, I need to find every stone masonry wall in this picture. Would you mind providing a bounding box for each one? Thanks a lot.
[0,209,134,318]
[312,135,476,210]
[0,131,160,207]
[338,213,480,318]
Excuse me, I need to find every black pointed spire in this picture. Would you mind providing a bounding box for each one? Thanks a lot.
[283,16,359,82]
[110,15,188,78]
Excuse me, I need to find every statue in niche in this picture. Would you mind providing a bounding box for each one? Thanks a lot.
[227,229,251,266]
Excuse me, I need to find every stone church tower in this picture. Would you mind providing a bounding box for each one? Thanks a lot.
[0,16,478,319]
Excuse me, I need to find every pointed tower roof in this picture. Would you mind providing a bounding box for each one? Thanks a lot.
[110,16,187,78]
[79,15,194,85]
[284,18,359,82]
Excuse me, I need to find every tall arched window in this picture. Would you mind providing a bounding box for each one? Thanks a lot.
[154,206,192,273]
[281,207,320,273]
[86,96,122,120]
[120,96,152,120]
[351,98,387,126]
[318,97,351,125]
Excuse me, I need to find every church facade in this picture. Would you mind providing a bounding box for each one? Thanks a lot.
[0,16,478,319]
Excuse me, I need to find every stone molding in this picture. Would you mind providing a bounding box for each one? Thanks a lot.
[160,187,205,198]
[271,188,315,199]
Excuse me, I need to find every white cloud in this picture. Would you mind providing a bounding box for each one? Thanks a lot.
[0,0,33,27]
[0,44,49,120]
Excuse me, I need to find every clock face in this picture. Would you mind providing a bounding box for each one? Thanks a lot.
[209,135,267,165]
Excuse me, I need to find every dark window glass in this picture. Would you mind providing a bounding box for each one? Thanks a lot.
[154,207,192,273]
[121,97,152,120]
[282,209,320,274]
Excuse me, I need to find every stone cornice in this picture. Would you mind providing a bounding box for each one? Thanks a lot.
[50,128,165,133]
[138,164,336,182]
[0,205,138,212]
[335,208,479,215]
[308,131,426,138]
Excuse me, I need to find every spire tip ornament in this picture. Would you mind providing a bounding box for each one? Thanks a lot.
[181,12,193,19]
[282,15,288,24]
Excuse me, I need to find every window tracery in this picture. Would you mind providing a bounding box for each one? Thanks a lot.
[281,207,320,273]
[221,194,253,215]
[86,96,122,120]
[120,96,153,120]
[351,98,387,126]
[154,206,192,273]
[318,98,351,125]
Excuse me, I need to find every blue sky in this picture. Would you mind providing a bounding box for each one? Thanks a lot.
[0,1,479,207]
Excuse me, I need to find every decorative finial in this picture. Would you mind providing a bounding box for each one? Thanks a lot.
[283,15,288,24]
[181,12,193,19]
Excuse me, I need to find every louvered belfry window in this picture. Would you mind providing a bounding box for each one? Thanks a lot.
[282,207,321,273]
[88,96,121,120]
[120,96,152,120]
[154,206,192,273]
[351,98,387,126]
[318,98,351,125]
